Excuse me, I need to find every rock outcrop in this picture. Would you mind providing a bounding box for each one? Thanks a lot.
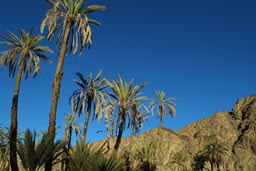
[92,95,256,171]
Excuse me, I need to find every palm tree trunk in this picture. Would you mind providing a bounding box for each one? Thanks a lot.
[81,100,92,144]
[45,21,72,171]
[159,116,163,129]
[114,113,126,151]
[10,65,23,171]
[210,162,214,171]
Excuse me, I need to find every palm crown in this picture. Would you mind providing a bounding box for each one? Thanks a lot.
[0,29,53,78]
[69,69,108,143]
[41,0,106,54]
[104,75,148,150]
[201,140,228,171]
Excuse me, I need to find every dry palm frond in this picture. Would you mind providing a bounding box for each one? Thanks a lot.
[41,0,105,55]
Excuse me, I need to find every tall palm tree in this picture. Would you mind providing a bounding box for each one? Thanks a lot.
[69,69,108,144]
[63,113,81,150]
[0,29,52,171]
[149,90,176,128]
[201,140,228,171]
[130,102,149,136]
[104,75,148,150]
[41,1,105,169]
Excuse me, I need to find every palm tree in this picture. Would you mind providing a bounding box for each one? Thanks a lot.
[63,113,81,149]
[41,0,105,141]
[104,75,148,150]
[201,140,228,171]
[69,69,108,144]
[41,1,105,169]
[149,90,176,128]
[0,29,52,171]
[17,129,66,171]
[130,102,149,136]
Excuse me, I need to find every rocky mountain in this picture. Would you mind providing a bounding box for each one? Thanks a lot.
[92,95,256,171]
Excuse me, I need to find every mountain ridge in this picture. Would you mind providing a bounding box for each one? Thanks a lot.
[92,95,256,171]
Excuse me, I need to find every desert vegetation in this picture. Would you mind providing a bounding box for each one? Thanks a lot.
[0,0,179,170]
[1,0,251,171]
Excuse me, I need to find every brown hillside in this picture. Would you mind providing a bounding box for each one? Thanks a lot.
[92,95,256,171]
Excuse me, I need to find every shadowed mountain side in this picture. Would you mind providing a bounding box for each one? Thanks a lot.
[91,95,256,171]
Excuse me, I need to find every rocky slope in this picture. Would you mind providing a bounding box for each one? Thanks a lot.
[92,95,256,171]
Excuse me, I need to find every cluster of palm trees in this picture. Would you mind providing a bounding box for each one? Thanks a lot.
[191,140,229,171]
[67,70,176,151]
[0,0,177,171]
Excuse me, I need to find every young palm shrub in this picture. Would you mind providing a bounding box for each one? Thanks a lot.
[0,148,10,171]
[0,125,10,171]
[133,142,157,171]
[191,152,207,171]
[95,153,125,171]
[67,141,95,171]
[169,151,189,171]
[68,141,125,171]
[17,129,66,171]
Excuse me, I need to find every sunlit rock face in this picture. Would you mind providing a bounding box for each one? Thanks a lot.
[92,95,256,171]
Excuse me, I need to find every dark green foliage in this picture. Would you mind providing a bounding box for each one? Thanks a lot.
[95,153,125,171]
[133,142,157,171]
[0,124,10,171]
[200,140,229,171]
[170,151,189,171]
[17,129,66,171]
[67,142,95,171]
[69,70,108,144]
[191,152,207,171]
[67,141,125,171]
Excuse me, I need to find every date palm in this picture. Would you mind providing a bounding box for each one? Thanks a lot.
[201,140,228,171]
[104,75,148,150]
[17,129,66,171]
[149,90,176,128]
[0,29,52,171]
[130,102,149,136]
[69,69,108,144]
[41,1,105,169]
[191,152,207,171]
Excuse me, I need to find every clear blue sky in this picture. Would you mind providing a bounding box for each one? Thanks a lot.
[0,0,255,142]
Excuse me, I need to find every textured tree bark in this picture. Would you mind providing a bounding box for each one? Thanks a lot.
[81,99,92,144]
[114,113,126,151]
[159,116,163,129]
[45,21,72,171]
[10,65,23,171]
